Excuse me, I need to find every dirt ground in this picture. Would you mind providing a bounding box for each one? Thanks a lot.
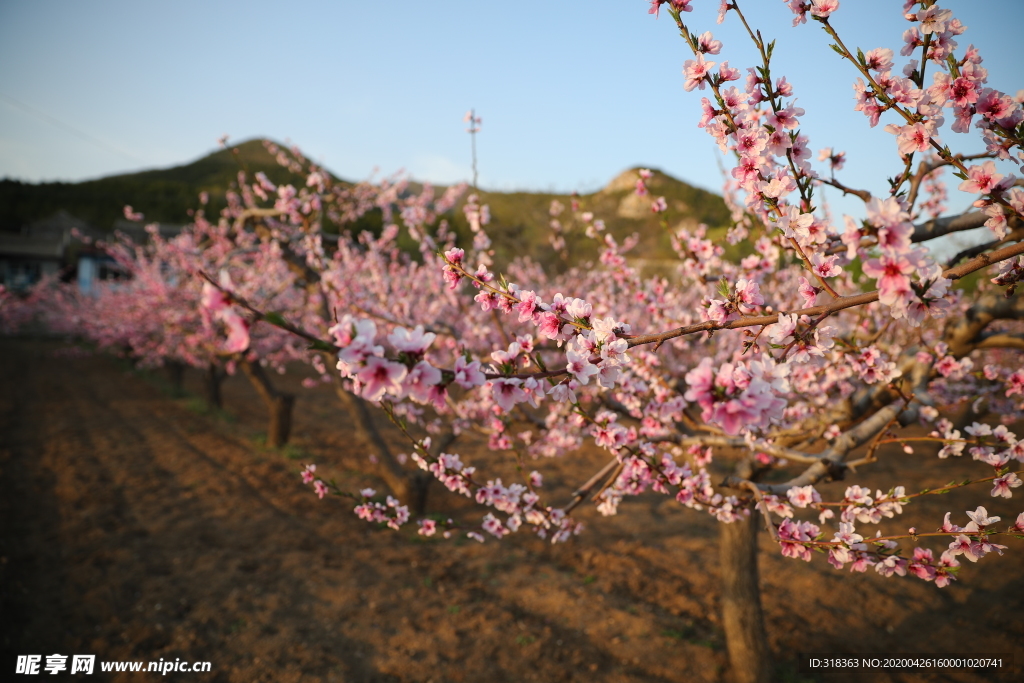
[1,337,1022,683]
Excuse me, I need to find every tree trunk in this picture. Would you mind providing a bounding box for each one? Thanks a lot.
[204,363,226,410]
[165,360,185,397]
[267,393,295,448]
[720,510,771,683]
[332,379,413,503]
[240,359,295,448]
[331,375,456,514]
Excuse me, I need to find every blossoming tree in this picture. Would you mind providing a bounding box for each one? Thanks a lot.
[15,2,1024,682]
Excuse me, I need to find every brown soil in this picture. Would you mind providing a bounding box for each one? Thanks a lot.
[1,337,1021,683]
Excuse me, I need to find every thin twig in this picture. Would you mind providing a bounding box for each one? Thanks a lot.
[739,480,779,543]
[565,457,620,514]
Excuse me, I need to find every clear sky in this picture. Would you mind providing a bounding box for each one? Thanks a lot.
[1,0,1021,226]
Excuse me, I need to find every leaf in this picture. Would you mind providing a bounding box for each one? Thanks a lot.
[307,339,336,352]
[830,43,846,57]
[263,311,288,328]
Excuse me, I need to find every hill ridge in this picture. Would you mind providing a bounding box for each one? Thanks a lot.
[0,140,731,266]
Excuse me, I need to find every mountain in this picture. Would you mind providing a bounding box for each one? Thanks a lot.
[0,140,732,266]
[0,139,302,231]
[460,168,731,268]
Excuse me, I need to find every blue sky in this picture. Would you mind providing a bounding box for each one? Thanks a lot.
[1,0,1021,228]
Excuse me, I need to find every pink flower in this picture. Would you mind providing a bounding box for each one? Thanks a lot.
[735,279,763,308]
[301,464,317,484]
[862,253,914,307]
[514,290,540,323]
[536,312,564,340]
[884,122,936,156]
[798,277,818,307]
[388,325,436,354]
[453,355,485,389]
[948,77,980,108]
[776,206,813,240]
[418,519,437,536]
[809,0,839,19]
[718,61,740,82]
[991,473,1021,499]
[474,290,498,311]
[490,378,526,412]
[566,348,599,385]
[200,281,229,314]
[874,555,907,578]
[404,361,442,404]
[706,299,731,324]
[787,485,821,508]
[917,5,952,35]
[997,369,1024,399]
[356,357,408,402]
[765,313,797,345]
[564,297,593,321]
[482,513,508,538]
[442,248,465,287]
[831,522,863,546]
[697,31,722,54]
[965,506,1000,530]
[222,310,250,353]
[958,161,1003,195]
[976,88,1017,124]
[492,341,522,367]
[864,48,894,72]
[672,0,692,12]
[784,0,810,26]
[907,548,936,582]
[313,480,329,499]
[768,104,804,131]
[948,535,981,562]
[547,381,577,404]
[811,253,842,279]
[736,128,769,159]
[683,55,715,92]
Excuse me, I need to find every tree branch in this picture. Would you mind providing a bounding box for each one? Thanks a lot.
[624,239,1024,350]
[912,210,988,243]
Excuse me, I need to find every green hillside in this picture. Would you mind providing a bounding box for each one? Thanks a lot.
[450,168,732,269]
[0,140,302,230]
[1,140,732,267]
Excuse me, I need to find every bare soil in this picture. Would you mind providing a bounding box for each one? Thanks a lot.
[1,337,1021,682]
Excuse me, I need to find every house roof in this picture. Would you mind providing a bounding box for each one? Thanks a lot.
[0,233,66,260]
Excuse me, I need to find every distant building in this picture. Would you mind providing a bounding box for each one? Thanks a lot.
[0,210,184,292]
[0,210,82,290]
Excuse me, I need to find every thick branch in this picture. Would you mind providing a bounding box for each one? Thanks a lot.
[565,457,620,514]
[240,357,284,404]
[743,401,904,495]
[625,240,1024,349]
[911,211,988,243]
[974,333,1024,351]
[671,435,823,464]
[945,290,1024,358]
[818,177,872,203]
